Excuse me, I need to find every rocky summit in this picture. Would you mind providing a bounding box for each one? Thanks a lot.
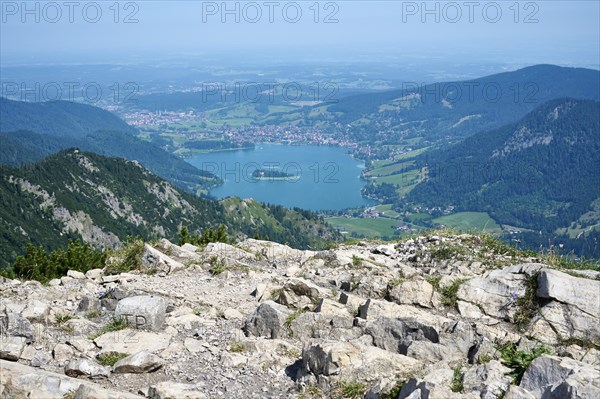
[0,232,599,399]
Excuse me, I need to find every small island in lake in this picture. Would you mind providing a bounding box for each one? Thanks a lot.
[251,168,297,180]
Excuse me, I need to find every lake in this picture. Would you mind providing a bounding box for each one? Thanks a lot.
[187,144,375,211]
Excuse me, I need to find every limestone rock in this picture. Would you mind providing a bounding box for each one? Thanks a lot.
[115,295,167,331]
[148,381,207,399]
[462,360,512,398]
[77,296,101,313]
[372,244,396,257]
[457,266,533,321]
[22,300,50,323]
[67,270,86,279]
[94,329,171,355]
[0,336,27,361]
[302,340,420,381]
[503,386,536,399]
[67,337,96,355]
[141,244,185,274]
[520,355,600,398]
[366,317,439,354]
[222,308,244,320]
[242,300,292,339]
[220,352,248,368]
[536,301,600,344]
[398,368,455,399]
[113,351,163,373]
[0,359,140,398]
[184,337,205,353]
[537,269,599,318]
[85,268,104,281]
[275,280,321,310]
[388,278,435,308]
[64,358,110,379]
[1,311,35,342]
[52,343,75,364]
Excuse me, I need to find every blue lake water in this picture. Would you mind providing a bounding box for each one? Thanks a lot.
[187,144,375,211]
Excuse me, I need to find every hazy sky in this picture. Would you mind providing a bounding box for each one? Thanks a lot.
[1,1,599,66]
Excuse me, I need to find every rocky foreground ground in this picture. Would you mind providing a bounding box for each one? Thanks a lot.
[1,233,599,398]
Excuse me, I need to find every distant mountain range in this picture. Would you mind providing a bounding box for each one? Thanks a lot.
[0,98,220,193]
[407,98,600,255]
[323,64,600,143]
[0,149,338,266]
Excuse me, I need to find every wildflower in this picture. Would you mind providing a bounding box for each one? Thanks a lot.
[98,287,115,299]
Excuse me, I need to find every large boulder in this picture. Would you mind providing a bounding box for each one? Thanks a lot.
[533,301,600,345]
[387,278,436,308]
[537,269,599,318]
[141,244,185,274]
[457,264,543,321]
[0,311,35,343]
[242,300,292,339]
[534,269,600,345]
[21,300,50,323]
[237,238,311,265]
[113,351,163,373]
[0,336,27,361]
[0,359,140,398]
[115,295,167,331]
[462,360,512,399]
[148,381,207,399]
[94,329,172,355]
[397,367,460,399]
[156,239,203,262]
[302,340,420,382]
[275,280,321,310]
[365,317,439,354]
[520,355,600,398]
[64,358,110,379]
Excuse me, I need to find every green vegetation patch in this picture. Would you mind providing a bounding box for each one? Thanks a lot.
[499,343,550,384]
[326,217,399,238]
[97,352,128,366]
[433,212,501,233]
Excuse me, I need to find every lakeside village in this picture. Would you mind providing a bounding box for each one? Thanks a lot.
[119,109,358,147]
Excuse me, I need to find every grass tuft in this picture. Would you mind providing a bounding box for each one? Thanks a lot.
[97,352,128,366]
[498,343,550,384]
[337,381,366,398]
[450,367,464,392]
[89,316,128,340]
[440,279,466,308]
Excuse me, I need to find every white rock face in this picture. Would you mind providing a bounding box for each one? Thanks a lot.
[115,295,167,331]
[520,355,600,398]
[67,270,86,279]
[537,269,600,317]
[142,244,185,274]
[456,264,542,320]
[0,336,27,360]
[94,329,172,355]
[388,278,435,308]
[21,299,50,323]
[85,268,104,281]
[302,340,420,381]
[148,381,207,399]
[1,235,599,398]
[1,359,140,398]
[64,358,110,379]
[113,351,163,373]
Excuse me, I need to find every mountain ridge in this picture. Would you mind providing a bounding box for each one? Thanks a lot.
[0,98,221,192]
[0,149,339,266]
[406,98,600,255]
